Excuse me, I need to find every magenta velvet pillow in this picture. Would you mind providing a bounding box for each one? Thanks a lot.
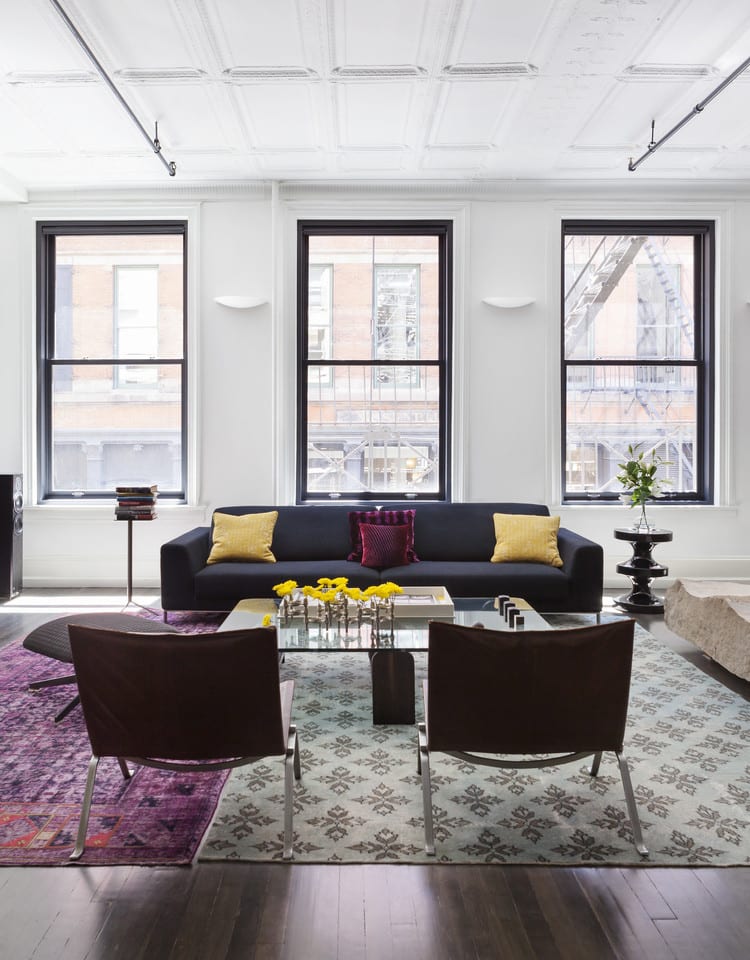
[360,522,410,570]
[347,509,418,562]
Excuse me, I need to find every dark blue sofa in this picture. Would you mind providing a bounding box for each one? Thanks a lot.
[160,502,603,614]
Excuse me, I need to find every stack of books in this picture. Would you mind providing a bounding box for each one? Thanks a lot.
[115,485,158,521]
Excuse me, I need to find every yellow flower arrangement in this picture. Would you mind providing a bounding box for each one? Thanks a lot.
[272,579,298,597]
[272,574,402,636]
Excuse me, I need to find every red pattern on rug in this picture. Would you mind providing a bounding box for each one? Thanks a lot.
[0,612,227,866]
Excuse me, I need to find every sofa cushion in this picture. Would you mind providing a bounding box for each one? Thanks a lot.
[409,502,550,561]
[207,511,278,564]
[195,560,380,606]
[259,506,353,561]
[348,509,418,562]
[360,523,410,570]
[490,513,563,567]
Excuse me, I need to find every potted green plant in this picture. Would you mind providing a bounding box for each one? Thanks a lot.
[616,443,671,531]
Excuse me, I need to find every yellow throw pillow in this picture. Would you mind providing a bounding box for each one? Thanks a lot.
[490,513,563,567]
[206,511,278,564]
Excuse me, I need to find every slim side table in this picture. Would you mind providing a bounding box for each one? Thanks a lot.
[118,517,155,610]
[614,527,672,614]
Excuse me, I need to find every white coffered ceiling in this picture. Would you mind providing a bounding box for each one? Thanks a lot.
[1,0,749,198]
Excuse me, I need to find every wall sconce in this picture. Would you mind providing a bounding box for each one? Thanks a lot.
[214,296,268,309]
[481,296,535,309]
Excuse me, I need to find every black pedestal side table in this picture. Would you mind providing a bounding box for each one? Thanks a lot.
[614,527,673,614]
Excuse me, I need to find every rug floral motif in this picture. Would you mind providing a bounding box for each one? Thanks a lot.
[201,620,750,865]
[0,612,229,866]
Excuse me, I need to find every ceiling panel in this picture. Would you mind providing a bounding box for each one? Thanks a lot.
[641,0,750,66]
[6,83,145,152]
[234,83,323,148]
[331,0,431,66]
[337,82,414,147]
[430,80,517,146]
[71,0,198,70]
[203,0,313,69]
[451,0,555,64]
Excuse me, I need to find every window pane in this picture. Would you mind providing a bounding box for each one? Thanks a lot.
[565,364,696,494]
[54,234,183,360]
[306,364,440,494]
[51,364,182,493]
[564,234,695,361]
[308,234,439,362]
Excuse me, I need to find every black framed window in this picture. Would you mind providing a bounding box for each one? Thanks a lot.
[561,220,714,503]
[297,220,452,501]
[37,221,187,501]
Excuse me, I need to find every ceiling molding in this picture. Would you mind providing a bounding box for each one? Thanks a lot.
[224,66,319,82]
[330,65,428,81]
[442,62,538,80]
[6,70,98,86]
[619,63,720,82]
[115,68,208,84]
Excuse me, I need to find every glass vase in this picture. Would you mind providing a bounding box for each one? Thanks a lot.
[632,503,652,533]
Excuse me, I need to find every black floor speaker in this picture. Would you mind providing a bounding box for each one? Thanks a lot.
[0,474,23,600]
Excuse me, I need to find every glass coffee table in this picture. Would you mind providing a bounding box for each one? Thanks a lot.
[220,597,551,725]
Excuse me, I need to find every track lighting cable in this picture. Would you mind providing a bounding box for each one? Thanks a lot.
[48,0,177,176]
[628,54,750,172]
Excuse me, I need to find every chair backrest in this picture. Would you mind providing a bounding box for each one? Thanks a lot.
[427,619,635,755]
[68,625,285,761]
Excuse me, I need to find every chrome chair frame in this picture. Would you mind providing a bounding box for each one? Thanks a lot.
[71,725,300,862]
[417,730,647,858]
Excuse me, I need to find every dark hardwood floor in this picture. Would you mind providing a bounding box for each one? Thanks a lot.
[1,590,749,960]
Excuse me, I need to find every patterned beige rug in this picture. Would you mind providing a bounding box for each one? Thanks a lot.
[199,621,750,864]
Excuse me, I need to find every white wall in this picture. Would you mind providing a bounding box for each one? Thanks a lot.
[0,182,748,590]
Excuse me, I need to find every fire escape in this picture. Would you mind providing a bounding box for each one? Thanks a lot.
[565,235,691,491]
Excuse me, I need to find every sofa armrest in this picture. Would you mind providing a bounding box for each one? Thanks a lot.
[557,528,604,613]
[160,526,211,611]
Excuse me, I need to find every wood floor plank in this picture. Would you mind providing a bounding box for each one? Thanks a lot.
[574,867,676,960]
[503,868,565,960]
[620,867,676,921]
[360,864,397,960]
[399,865,457,960]
[650,868,749,960]
[336,865,366,960]
[223,865,272,960]
[252,864,294,956]
[0,867,112,960]
[457,866,536,960]
[530,868,618,960]
[280,864,340,960]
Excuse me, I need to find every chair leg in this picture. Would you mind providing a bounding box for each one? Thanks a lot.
[29,673,76,691]
[589,751,602,777]
[418,722,435,856]
[53,694,80,723]
[69,754,100,862]
[291,724,301,781]
[616,752,648,858]
[283,728,299,860]
[118,758,133,780]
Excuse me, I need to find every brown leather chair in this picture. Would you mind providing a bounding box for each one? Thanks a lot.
[67,625,300,861]
[418,619,647,857]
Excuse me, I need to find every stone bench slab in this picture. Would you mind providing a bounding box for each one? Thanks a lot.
[664,579,750,681]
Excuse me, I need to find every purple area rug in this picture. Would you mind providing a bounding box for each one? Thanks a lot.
[0,611,227,866]
[136,608,228,633]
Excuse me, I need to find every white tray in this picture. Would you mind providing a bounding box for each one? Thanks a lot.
[392,587,454,618]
